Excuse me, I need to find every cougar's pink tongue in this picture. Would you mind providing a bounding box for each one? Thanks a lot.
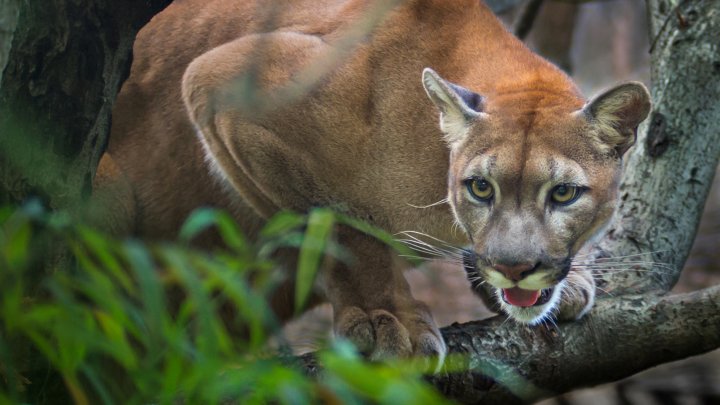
[503,287,541,307]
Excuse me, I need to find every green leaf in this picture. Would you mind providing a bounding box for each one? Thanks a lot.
[161,247,229,356]
[123,241,166,345]
[214,211,250,255]
[2,220,31,269]
[76,227,132,291]
[260,211,306,238]
[93,310,137,369]
[335,213,420,265]
[0,203,458,404]
[179,208,249,255]
[81,364,115,405]
[295,209,335,313]
[179,208,219,242]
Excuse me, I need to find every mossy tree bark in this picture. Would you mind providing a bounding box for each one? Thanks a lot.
[0,0,172,209]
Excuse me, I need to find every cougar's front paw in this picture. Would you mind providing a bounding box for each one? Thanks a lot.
[334,303,447,372]
[557,270,596,321]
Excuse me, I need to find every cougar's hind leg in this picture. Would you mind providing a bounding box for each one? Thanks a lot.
[89,153,137,236]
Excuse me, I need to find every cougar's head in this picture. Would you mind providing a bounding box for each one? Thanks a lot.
[422,68,650,324]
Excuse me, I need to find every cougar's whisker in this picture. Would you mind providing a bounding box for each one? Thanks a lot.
[578,259,674,266]
[466,276,487,285]
[398,255,463,265]
[397,246,446,258]
[573,249,671,260]
[594,285,614,297]
[499,314,513,329]
[581,270,675,278]
[576,264,674,271]
[406,197,449,209]
[451,218,463,239]
[577,266,675,274]
[546,316,559,331]
[396,239,461,259]
[572,260,675,270]
[395,235,454,253]
[397,230,465,254]
[396,236,450,252]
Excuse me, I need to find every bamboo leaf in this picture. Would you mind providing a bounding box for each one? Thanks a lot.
[295,209,335,313]
[260,211,306,238]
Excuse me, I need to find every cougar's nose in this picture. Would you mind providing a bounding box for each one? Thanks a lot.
[493,262,539,282]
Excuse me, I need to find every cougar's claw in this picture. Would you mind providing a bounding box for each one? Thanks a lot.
[334,303,447,373]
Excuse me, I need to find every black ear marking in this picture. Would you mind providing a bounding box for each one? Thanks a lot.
[449,82,484,113]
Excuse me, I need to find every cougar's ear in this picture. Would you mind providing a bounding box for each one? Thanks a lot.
[583,82,651,157]
[422,68,484,146]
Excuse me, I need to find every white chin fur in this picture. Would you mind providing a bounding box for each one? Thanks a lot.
[495,279,567,325]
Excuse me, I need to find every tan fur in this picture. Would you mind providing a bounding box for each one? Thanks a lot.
[97,0,650,363]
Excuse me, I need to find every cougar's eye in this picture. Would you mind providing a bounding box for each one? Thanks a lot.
[550,184,583,205]
[466,178,494,202]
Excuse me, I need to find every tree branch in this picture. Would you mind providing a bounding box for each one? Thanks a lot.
[297,286,720,404]
[428,285,720,403]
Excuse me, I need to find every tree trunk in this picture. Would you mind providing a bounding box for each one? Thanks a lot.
[590,0,720,295]
[0,0,20,86]
[0,0,172,209]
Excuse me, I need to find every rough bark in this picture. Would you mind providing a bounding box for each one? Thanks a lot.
[589,0,720,295]
[0,0,20,86]
[424,286,720,404]
[297,284,720,404]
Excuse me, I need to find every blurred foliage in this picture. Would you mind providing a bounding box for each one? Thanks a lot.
[0,202,449,404]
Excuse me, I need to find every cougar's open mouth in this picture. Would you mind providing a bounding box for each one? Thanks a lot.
[462,248,569,324]
[500,287,554,307]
